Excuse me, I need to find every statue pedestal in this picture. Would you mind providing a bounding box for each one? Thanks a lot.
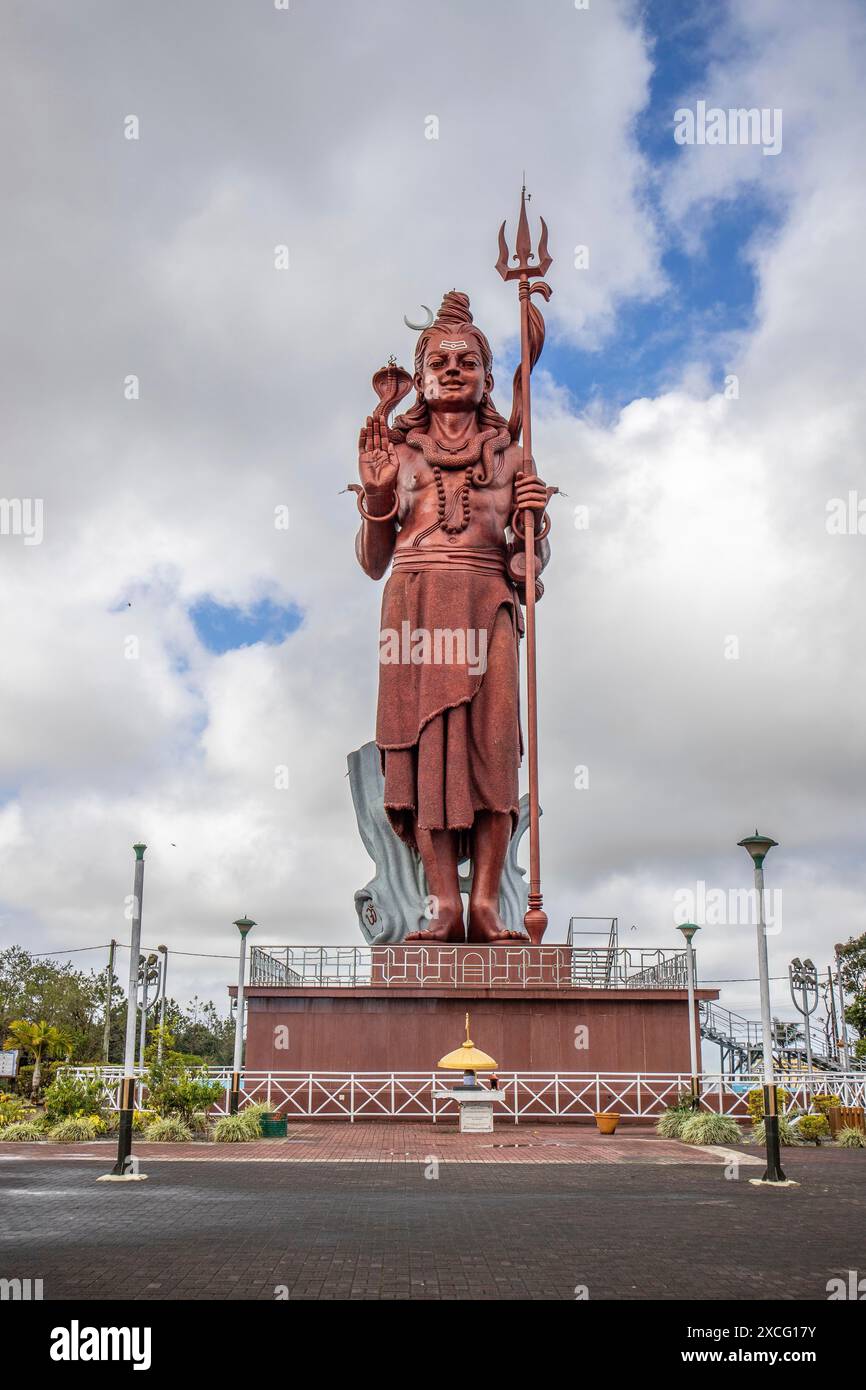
[433,1085,505,1133]
[370,944,573,988]
[242,979,719,1077]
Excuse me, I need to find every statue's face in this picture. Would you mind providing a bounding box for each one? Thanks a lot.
[418,334,492,413]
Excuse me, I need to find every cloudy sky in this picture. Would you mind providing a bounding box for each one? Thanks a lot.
[1,0,864,1043]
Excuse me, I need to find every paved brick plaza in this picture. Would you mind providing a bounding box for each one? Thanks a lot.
[0,1124,737,1166]
[1,1130,864,1300]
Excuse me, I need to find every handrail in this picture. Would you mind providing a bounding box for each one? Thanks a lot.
[248,943,687,990]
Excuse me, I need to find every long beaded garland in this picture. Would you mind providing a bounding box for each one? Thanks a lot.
[433,462,474,534]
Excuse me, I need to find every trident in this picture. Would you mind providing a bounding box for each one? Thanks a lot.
[496,185,553,944]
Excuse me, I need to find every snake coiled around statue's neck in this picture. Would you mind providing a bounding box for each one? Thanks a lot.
[406,426,510,487]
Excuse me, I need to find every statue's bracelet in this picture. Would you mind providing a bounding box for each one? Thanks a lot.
[511,505,551,542]
[349,484,398,523]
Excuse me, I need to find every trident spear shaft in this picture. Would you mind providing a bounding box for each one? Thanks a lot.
[496,186,553,944]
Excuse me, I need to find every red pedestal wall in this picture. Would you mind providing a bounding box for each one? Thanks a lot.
[240,986,716,1074]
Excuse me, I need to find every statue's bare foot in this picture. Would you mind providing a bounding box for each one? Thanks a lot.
[405,904,465,943]
[467,899,528,944]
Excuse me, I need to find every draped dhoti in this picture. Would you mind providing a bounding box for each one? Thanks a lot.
[375,546,521,853]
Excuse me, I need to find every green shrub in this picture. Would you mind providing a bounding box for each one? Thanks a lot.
[143,1046,222,1125]
[796,1114,830,1144]
[0,1093,34,1126]
[242,1102,271,1124]
[212,1112,261,1143]
[746,1087,791,1123]
[189,1111,211,1135]
[104,1108,151,1132]
[14,1061,61,1098]
[44,1072,107,1121]
[811,1093,841,1116]
[679,1112,742,1147]
[50,1115,106,1143]
[0,1121,46,1142]
[656,1107,689,1139]
[751,1114,801,1147]
[143,1117,193,1142]
[837,1127,866,1148]
[671,1089,698,1111]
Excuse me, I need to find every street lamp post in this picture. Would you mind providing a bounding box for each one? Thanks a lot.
[676,923,701,1107]
[738,831,785,1184]
[230,918,255,1115]
[108,843,148,1179]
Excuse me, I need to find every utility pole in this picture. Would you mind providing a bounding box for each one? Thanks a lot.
[101,938,116,1065]
[834,944,851,1070]
[157,945,168,1061]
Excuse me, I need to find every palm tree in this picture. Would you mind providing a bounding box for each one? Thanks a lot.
[4,1019,72,1098]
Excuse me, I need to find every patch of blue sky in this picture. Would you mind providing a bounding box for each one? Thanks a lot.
[189,596,303,655]
[541,0,783,411]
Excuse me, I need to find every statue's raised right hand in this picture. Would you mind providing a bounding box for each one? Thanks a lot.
[358,415,399,500]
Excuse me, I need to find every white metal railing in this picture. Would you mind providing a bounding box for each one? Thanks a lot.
[249,944,688,990]
[58,1067,866,1124]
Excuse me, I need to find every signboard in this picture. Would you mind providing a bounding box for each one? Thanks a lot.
[0,1050,20,1078]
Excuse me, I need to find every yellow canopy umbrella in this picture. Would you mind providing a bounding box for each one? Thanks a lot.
[438,1013,497,1084]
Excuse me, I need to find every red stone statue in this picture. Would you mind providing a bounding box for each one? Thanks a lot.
[351,193,554,944]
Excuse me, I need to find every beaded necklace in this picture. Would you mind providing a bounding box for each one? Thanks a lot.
[406,426,510,538]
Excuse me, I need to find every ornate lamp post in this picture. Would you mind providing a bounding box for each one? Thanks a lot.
[676,923,701,1106]
[788,957,818,1073]
[737,831,785,1183]
[230,917,255,1115]
[136,953,160,1067]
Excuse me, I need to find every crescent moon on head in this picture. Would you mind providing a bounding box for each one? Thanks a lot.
[403,304,435,331]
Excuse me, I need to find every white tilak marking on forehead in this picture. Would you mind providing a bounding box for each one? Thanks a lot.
[438,339,469,350]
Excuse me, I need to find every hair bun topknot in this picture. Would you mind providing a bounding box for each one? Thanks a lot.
[434,290,473,328]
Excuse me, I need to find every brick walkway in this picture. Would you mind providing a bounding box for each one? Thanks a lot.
[1,1146,864,1300]
[0,1123,735,1165]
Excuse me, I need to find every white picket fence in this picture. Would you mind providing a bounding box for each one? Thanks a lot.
[59,1067,866,1124]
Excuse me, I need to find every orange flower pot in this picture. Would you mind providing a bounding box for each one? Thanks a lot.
[594,1112,620,1135]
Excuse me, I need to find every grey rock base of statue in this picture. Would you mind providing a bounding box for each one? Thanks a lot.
[348,741,537,944]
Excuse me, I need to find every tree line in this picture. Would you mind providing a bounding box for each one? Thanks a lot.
[0,946,234,1092]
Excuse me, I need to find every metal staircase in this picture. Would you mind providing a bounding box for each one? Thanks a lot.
[699,1000,860,1074]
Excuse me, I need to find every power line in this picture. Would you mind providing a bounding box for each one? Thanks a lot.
[24,943,238,962]
[700,975,798,983]
[30,945,112,957]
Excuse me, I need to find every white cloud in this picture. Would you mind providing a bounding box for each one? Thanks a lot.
[0,0,863,1028]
